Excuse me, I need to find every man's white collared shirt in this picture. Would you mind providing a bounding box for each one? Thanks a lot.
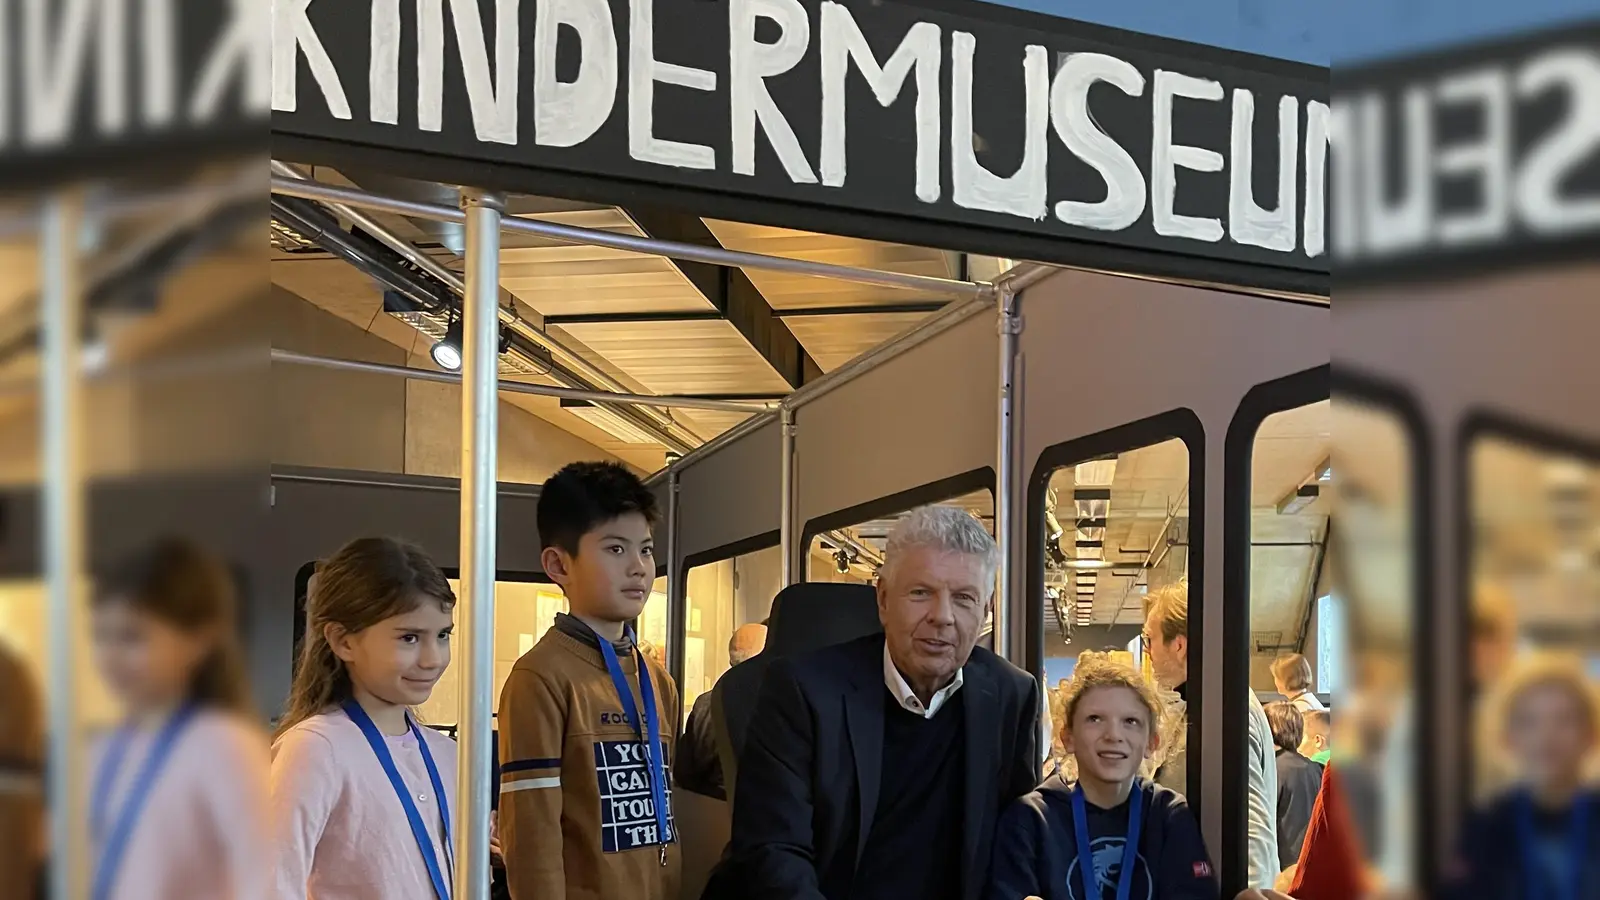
[883,643,964,718]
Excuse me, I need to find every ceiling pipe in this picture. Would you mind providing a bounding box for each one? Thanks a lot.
[271,161,702,451]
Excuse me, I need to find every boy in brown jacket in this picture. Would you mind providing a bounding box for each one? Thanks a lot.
[498,461,681,900]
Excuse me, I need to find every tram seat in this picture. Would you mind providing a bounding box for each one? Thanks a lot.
[711,582,882,805]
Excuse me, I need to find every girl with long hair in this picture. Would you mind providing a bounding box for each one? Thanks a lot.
[89,537,268,900]
[270,536,458,900]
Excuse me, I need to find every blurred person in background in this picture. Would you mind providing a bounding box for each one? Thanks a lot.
[676,621,768,799]
[1299,711,1331,766]
[1144,582,1280,890]
[88,538,269,900]
[270,537,462,900]
[0,642,43,900]
[1271,655,1325,714]
[1264,702,1323,874]
[1439,652,1600,900]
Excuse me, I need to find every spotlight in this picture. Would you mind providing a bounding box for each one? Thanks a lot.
[431,318,463,371]
[834,549,851,574]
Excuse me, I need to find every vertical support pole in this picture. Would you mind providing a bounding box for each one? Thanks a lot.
[456,188,504,900]
[779,406,797,586]
[993,286,1022,665]
[666,470,686,696]
[42,191,86,900]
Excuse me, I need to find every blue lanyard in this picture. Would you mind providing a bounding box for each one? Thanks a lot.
[91,704,198,900]
[1072,783,1145,900]
[1517,793,1589,900]
[596,626,673,863]
[343,700,454,900]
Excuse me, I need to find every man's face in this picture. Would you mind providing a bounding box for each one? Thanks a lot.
[878,544,990,691]
[1143,608,1188,691]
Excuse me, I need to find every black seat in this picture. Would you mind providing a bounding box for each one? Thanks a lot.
[710,582,882,804]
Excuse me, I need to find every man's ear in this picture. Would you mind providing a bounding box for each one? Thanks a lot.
[1172,634,1189,667]
[1146,727,1163,758]
[324,623,355,663]
[542,546,572,585]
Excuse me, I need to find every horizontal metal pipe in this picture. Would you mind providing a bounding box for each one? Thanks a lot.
[272,349,777,413]
[995,261,1059,293]
[272,470,543,499]
[270,176,990,300]
[781,295,994,411]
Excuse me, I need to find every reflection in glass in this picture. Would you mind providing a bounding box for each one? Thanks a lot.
[1330,398,1416,891]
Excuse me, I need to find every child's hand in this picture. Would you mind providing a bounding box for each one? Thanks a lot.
[490,810,504,866]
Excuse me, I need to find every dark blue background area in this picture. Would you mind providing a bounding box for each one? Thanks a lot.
[982,0,1595,65]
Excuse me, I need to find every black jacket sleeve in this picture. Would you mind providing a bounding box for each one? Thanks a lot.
[985,799,1045,900]
[724,659,828,900]
[674,692,724,799]
[1156,796,1221,900]
[1009,675,1043,800]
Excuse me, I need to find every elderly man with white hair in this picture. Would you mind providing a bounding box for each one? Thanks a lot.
[714,505,1040,900]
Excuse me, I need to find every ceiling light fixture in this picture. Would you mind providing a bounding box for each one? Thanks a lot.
[1062,558,1116,570]
[430,317,464,371]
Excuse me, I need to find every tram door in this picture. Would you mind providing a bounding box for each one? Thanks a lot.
[1016,268,1328,896]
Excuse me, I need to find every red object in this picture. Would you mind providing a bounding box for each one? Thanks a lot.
[1288,763,1368,900]
[1193,862,1212,879]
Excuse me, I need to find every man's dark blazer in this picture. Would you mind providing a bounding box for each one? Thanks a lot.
[711,633,1040,900]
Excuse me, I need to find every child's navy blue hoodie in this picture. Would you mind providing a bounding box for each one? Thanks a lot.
[1439,788,1600,900]
[987,775,1219,900]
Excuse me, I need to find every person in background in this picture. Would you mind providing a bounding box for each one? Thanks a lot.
[1271,655,1325,715]
[1264,701,1323,874]
[1299,710,1332,766]
[1144,581,1279,890]
[0,641,42,900]
[675,622,769,799]
[89,538,269,900]
[498,462,681,900]
[989,654,1218,900]
[270,537,460,900]
[715,505,1039,900]
[1439,652,1600,900]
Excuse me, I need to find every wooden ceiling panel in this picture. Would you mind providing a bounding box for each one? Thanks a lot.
[555,319,795,395]
[785,311,929,371]
[702,219,952,311]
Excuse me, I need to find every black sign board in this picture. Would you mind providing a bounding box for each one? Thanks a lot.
[1334,21,1600,286]
[0,0,267,190]
[271,0,1329,295]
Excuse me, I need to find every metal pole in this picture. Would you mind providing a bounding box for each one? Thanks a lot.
[269,349,777,414]
[270,176,989,300]
[665,472,685,697]
[993,285,1022,665]
[41,191,87,900]
[779,407,797,586]
[455,188,503,900]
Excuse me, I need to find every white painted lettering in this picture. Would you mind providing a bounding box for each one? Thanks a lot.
[818,3,940,201]
[629,0,717,168]
[143,0,175,126]
[1303,100,1329,258]
[370,0,400,124]
[450,0,519,143]
[1516,50,1600,234]
[951,32,1049,220]
[731,0,817,182]
[23,0,127,144]
[534,0,618,147]
[1049,52,1146,231]
[271,0,351,119]
[191,0,269,122]
[1329,99,1358,259]
[417,0,443,130]
[1228,90,1299,252]
[1434,68,1510,246]
[1152,69,1224,242]
[1360,88,1431,256]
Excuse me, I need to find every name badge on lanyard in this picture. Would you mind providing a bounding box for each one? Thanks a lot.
[343,700,454,900]
[1517,793,1590,900]
[1072,784,1145,900]
[597,626,673,866]
[92,704,198,900]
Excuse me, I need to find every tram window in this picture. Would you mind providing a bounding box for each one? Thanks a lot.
[416,578,575,728]
[682,544,780,725]
[1330,398,1418,891]
[1039,439,1188,789]
[1246,400,1331,880]
[0,578,119,728]
[1467,431,1600,803]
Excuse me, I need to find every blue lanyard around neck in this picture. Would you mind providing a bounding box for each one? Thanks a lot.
[596,626,673,861]
[91,704,198,900]
[343,700,454,900]
[1072,782,1145,900]
[1517,792,1589,900]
